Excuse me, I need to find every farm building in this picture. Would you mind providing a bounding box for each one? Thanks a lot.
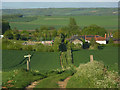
[85,34,107,44]
[67,36,83,45]
[72,39,83,45]
[67,34,107,45]
[0,35,4,39]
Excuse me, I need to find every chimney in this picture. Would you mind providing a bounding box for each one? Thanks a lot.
[85,35,86,40]
[95,35,96,41]
[105,33,106,39]
[108,33,109,37]
[110,32,112,36]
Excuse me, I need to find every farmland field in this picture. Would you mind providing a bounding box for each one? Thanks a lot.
[73,46,118,71]
[9,15,118,30]
[2,50,61,72]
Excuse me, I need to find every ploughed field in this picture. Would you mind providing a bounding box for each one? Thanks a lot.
[2,50,61,72]
[9,16,118,30]
[73,46,118,71]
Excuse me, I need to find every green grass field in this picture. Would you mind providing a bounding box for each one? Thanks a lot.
[2,50,61,72]
[9,16,118,30]
[73,46,118,71]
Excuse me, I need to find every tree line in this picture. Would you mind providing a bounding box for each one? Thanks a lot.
[2,17,119,52]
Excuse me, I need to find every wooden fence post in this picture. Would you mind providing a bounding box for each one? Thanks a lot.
[27,60,29,71]
[90,55,93,62]
[29,55,30,62]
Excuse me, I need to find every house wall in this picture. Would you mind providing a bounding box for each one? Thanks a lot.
[96,41,106,44]
[0,35,4,39]
[86,40,106,44]
[72,39,83,45]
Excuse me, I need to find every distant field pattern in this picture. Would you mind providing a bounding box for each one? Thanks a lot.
[9,16,118,30]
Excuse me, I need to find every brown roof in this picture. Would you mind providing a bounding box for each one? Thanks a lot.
[86,37,106,41]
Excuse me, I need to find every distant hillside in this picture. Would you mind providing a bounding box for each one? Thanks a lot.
[2,8,118,16]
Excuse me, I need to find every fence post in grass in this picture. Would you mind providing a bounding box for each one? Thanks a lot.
[24,54,31,71]
[27,60,29,71]
[28,54,31,62]
[90,55,93,62]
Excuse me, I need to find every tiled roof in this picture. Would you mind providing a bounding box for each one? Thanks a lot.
[68,35,106,41]
[86,37,106,41]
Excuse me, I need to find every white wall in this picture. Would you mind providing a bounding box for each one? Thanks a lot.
[0,35,4,38]
[96,41,106,44]
[86,40,106,44]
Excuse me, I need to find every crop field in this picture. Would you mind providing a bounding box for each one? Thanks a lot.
[2,50,61,72]
[9,15,118,30]
[73,46,118,71]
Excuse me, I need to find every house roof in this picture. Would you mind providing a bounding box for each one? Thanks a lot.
[67,35,106,42]
[86,37,106,41]
[72,39,83,42]
[67,36,83,42]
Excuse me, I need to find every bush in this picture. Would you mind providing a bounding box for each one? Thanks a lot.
[67,61,120,88]
[108,38,114,44]
[22,45,33,51]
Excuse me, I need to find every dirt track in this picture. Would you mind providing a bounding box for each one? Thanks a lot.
[58,76,72,88]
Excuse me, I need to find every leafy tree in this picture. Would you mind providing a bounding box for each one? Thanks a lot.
[69,17,78,30]
[113,31,120,39]
[59,43,67,52]
[13,29,19,34]
[4,30,13,39]
[14,34,21,40]
[67,42,72,50]
[90,38,96,47]
[82,25,106,36]
[89,38,98,50]
[53,36,61,52]
[109,38,114,44]
[20,31,29,40]
[2,20,11,34]
[52,30,57,37]
[35,28,39,33]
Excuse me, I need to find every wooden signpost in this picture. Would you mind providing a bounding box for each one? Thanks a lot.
[90,55,93,62]
[24,54,31,71]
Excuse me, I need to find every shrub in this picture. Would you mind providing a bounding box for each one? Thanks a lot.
[67,61,120,88]
[108,38,114,44]
[22,45,33,51]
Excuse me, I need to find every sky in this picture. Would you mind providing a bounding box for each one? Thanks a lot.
[1,0,119,9]
[2,2,118,9]
[1,0,120,2]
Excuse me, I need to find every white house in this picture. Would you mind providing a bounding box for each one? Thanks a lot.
[85,34,107,44]
[0,35,4,39]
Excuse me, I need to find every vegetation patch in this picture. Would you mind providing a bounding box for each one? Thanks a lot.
[73,46,118,71]
[66,61,120,88]
[35,69,75,88]
[2,69,46,89]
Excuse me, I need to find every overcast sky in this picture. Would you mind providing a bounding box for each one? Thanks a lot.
[1,0,120,2]
[2,2,118,9]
